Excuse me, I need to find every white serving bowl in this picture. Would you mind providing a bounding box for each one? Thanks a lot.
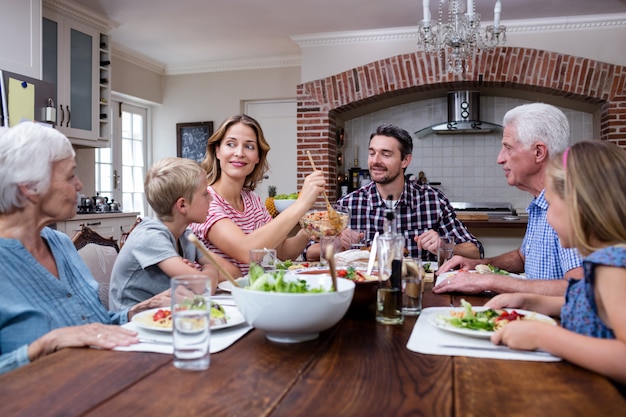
[273,199,297,213]
[230,274,355,343]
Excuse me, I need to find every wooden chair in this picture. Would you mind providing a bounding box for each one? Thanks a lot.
[72,225,119,310]
[119,217,142,249]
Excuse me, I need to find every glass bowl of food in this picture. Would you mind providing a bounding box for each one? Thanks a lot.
[299,208,350,238]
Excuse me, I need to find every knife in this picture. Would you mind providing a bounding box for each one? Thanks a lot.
[366,232,379,275]
[438,344,554,357]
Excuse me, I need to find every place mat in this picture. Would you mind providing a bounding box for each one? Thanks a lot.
[115,320,253,355]
[406,307,561,362]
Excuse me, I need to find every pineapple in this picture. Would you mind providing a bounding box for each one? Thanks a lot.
[265,185,278,217]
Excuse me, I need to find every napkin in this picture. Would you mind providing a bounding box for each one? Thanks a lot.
[115,310,253,355]
[406,307,561,362]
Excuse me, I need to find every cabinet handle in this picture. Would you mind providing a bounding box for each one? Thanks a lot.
[59,105,65,126]
[86,221,101,226]
[66,106,71,127]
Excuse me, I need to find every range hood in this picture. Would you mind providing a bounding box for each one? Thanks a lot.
[415,91,502,139]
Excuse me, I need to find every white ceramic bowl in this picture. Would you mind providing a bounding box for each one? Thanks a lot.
[230,274,355,343]
[273,199,297,213]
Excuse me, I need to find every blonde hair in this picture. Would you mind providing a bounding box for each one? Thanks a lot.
[547,141,626,256]
[145,157,205,221]
[200,114,270,191]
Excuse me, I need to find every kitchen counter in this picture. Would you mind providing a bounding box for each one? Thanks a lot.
[458,215,528,258]
[72,212,140,220]
[58,212,140,241]
[458,216,528,229]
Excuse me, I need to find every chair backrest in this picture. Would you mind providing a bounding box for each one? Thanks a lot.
[119,217,142,249]
[72,225,119,310]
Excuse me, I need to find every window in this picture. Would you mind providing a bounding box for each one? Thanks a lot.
[95,101,148,216]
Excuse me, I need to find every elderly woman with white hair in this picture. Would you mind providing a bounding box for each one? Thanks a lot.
[0,123,169,375]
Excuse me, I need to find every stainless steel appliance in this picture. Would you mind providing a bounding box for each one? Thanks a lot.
[451,201,517,218]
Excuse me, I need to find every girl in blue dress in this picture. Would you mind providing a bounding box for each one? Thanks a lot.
[486,140,626,386]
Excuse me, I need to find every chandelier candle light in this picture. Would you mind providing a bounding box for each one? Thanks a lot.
[418,0,506,74]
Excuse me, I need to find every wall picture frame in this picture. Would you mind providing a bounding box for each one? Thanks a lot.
[176,121,214,162]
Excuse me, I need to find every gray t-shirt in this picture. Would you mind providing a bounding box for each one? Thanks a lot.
[109,217,202,310]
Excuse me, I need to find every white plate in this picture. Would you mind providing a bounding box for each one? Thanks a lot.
[429,306,556,339]
[131,305,245,332]
[435,269,524,286]
[218,277,249,292]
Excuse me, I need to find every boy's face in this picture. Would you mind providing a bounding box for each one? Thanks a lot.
[187,177,212,223]
[545,178,572,248]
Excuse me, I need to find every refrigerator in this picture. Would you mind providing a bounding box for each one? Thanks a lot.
[0,69,56,128]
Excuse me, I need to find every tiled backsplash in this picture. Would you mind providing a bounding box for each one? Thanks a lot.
[344,96,593,212]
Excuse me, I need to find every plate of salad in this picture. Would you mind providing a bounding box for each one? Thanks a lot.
[131,303,245,332]
[430,299,556,339]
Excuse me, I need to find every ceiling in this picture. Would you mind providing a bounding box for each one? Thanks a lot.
[71,0,626,70]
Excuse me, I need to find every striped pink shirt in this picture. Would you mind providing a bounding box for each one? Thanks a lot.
[190,186,272,274]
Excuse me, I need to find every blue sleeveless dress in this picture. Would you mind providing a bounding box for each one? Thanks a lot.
[561,245,626,338]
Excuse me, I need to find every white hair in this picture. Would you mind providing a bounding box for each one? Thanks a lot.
[502,103,570,157]
[0,123,75,213]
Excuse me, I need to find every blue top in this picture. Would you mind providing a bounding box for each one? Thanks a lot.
[0,228,128,375]
[561,245,626,338]
[109,217,202,310]
[521,190,583,279]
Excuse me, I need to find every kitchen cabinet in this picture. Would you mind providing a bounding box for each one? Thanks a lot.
[42,7,111,146]
[0,0,41,79]
[57,213,140,242]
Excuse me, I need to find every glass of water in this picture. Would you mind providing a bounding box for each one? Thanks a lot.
[171,275,212,371]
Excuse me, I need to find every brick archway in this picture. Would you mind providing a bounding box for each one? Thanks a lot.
[296,46,626,196]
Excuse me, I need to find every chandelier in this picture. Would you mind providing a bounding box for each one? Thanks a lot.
[417,0,506,74]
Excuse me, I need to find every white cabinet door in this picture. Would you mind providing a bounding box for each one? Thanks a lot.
[43,9,100,144]
[0,0,41,78]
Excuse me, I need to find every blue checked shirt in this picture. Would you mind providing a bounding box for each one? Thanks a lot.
[336,181,483,261]
[521,190,583,279]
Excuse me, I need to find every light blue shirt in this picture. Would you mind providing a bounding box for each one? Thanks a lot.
[0,228,128,375]
[521,190,583,279]
[109,217,202,310]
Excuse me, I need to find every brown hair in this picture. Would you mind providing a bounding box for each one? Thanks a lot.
[547,140,626,256]
[200,114,270,191]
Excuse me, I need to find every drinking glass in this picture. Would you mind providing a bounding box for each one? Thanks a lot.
[376,234,404,325]
[349,230,367,250]
[320,236,340,267]
[171,275,212,371]
[437,235,454,269]
[249,248,277,272]
[401,258,423,315]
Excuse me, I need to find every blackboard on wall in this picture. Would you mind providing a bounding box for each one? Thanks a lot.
[176,121,214,163]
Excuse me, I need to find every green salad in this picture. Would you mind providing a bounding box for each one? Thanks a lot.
[247,264,328,293]
[440,299,526,332]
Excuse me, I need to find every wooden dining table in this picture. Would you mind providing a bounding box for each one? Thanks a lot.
[1,283,624,417]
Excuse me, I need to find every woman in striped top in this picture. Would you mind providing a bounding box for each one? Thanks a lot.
[190,114,325,275]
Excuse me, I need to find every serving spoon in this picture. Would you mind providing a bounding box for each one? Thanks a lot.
[305,150,343,228]
[187,234,240,288]
[325,244,338,292]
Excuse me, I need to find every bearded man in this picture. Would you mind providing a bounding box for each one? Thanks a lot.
[333,124,482,261]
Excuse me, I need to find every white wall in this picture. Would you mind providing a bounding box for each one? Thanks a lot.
[149,67,300,165]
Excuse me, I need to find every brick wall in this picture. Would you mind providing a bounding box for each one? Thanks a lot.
[296,46,626,197]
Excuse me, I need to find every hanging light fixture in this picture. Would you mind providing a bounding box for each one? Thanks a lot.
[417,0,506,74]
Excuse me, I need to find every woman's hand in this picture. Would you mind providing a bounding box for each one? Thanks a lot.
[297,171,326,207]
[28,323,139,362]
